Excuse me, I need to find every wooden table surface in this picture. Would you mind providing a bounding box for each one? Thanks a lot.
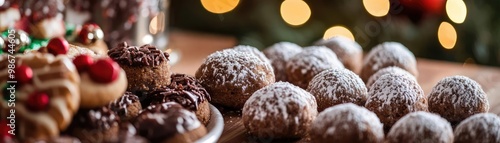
[168,31,500,143]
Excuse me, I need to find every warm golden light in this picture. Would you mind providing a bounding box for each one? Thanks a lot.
[446,0,467,24]
[323,26,355,41]
[280,0,311,26]
[201,0,239,14]
[438,22,457,49]
[363,0,390,17]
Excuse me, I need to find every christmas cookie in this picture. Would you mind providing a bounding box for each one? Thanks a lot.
[314,36,363,74]
[310,103,384,143]
[73,54,128,109]
[70,23,108,55]
[68,106,120,143]
[148,73,211,125]
[307,68,368,111]
[366,66,415,90]
[108,91,142,121]
[134,102,207,143]
[427,76,489,125]
[242,82,317,139]
[454,113,500,143]
[108,42,171,100]
[360,42,418,82]
[365,73,427,131]
[27,0,66,39]
[285,46,344,89]
[263,42,303,82]
[0,53,80,140]
[0,0,21,32]
[386,111,454,143]
[233,45,270,63]
[195,48,275,109]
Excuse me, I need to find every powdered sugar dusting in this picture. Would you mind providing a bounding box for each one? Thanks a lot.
[307,68,367,107]
[366,66,415,90]
[312,103,383,138]
[196,49,274,93]
[361,42,417,81]
[242,82,317,121]
[287,46,344,75]
[429,76,489,113]
[454,113,500,142]
[233,45,271,64]
[365,73,427,126]
[263,42,303,81]
[387,111,453,143]
[314,36,362,60]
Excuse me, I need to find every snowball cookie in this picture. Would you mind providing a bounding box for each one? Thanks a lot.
[365,73,427,131]
[307,68,368,112]
[263,42,303,82]
[242,82,318,139]
[314,36,363,74]
[360,42,418,82]
[233,45,270,63]
[310,103,384,143]
[454,113,500,143]
[195,49,275,109]
[286,46,344,89]
[366,66,415,90]
[428,75,489,125]
[386,111,453,143]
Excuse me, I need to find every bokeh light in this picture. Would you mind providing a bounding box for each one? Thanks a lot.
[323,26,355,41]
[438,22,457,49]
[363,0,390,17]
[201,0,240,14]
[280,0,311,26]
[446,0,467,24]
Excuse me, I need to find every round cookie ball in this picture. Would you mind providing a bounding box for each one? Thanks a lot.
[454,113,500,143]
[360,42,418,82]
[286,46,344,89]
[263,42,303,82]
[307,68,368,112]
[366,66,415,90]
[68,106,120,143]
[386,111,453,143]
[195,49,275,109]
[233,45,270,63]
[428,75,489,125]
[108,91,142,121]
[314,36,363,74]
[310,103,384,143]
[365,73,427,131]
[242,82,317,139]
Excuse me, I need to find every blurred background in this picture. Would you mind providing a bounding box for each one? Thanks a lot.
[170,0,500,67]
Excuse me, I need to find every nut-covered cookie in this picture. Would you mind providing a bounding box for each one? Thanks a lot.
[195,48,275,109]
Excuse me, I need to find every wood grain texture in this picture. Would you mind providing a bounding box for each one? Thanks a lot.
[168,31,500,143]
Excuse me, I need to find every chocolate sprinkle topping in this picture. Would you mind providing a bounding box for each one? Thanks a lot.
[149,73,211,111]
[108,92,140,118]
[71,106,119,130]
[108,42,169,67]
[28,0,64,23]
[134,102,201,142]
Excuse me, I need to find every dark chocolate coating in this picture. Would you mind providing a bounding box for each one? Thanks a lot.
[71,106,119,131]
[108,42,169,67]
[149,73,210,110]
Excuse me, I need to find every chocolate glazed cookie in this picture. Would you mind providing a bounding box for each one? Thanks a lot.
[134,102,207,143]
[148,73,212,125]
[67,106,120,143]
[108,42,171,104]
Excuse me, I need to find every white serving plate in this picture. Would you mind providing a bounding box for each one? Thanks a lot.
[196,104,224,143]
